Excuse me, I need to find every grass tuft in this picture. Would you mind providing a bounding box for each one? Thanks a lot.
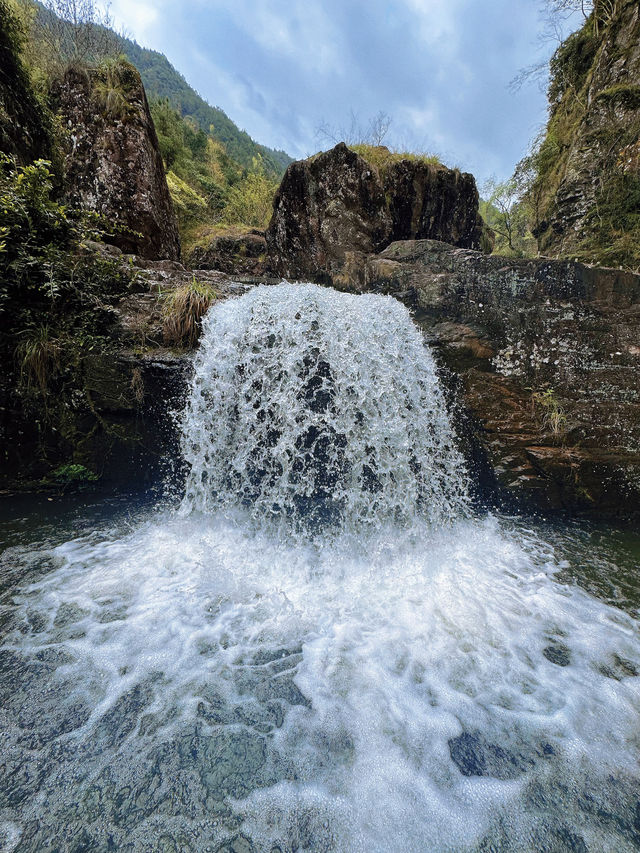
[162,276,217,348]
[16,325,61,394]
[349,144,442,174]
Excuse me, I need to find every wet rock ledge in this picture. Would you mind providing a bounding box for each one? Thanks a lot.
[351,239,640,518]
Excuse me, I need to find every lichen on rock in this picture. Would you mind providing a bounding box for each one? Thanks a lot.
[51,61,180,261]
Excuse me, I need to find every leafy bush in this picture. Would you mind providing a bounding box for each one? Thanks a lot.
[49,463,99,485]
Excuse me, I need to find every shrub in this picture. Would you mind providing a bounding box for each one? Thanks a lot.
[221,168,278,228]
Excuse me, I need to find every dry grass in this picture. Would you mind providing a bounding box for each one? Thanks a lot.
[162,276,217,348]
[349,144,442,174]
[16,325,61,394]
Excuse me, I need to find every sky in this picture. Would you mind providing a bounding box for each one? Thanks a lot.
[109,0,583,186]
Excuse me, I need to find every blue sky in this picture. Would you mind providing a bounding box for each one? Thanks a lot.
[110,0,582,186]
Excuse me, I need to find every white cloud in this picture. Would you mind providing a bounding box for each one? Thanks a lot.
[110,0,161,45]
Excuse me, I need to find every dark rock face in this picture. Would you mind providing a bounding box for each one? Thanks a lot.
[349,239,640,520]
[382,158,486,248]
[53,65,180,260]
[266,143,486,284]
[188,229,270,276]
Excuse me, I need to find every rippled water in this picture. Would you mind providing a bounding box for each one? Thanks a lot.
[0,285,639,853]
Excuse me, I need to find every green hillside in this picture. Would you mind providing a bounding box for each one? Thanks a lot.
[29,1,292,180]
[120,37,292,179]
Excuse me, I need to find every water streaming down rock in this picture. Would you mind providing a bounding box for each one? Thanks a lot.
[1,288,640,852]
[179,283,469,530]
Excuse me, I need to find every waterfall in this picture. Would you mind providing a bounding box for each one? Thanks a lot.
[179,282,469,530]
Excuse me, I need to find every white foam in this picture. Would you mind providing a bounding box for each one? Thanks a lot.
[5,511,639,850]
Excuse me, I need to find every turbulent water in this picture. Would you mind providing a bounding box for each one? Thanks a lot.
[1,284,639,853]
[180,284,468,530]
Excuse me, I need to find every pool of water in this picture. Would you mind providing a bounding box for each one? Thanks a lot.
[1,495,638,853]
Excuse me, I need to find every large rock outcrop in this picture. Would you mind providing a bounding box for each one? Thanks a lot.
[345,240,640,518]
[533,1,640,269]
[266,143,487,284]
[53,62,180,260]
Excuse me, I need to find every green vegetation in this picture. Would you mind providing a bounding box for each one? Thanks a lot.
[162,275,217,348]
[480,178,537,258]
[150,97,280,248]
[49,462,99,484]
[121,38,291,179]
[91,56,138,119]
[0,152,135,475]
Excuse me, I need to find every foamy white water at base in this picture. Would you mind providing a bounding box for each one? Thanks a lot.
[1,510,638,852]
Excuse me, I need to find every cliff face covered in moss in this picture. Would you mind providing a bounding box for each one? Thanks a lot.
[532,0,640,270]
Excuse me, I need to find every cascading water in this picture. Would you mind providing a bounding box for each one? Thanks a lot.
[179,283,469,531]
[0,283,639,853]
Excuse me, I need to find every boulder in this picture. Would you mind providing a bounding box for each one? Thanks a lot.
[266,143,392,282]
[53,63,180,260]
[187,229,270,276]
[266,143,487,283]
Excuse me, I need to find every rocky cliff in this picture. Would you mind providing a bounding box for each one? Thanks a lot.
[266,143,488,284]
[52,62,180,260]
[533,0,640,270]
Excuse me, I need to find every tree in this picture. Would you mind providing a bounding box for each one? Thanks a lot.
[315,110,392,148]
[481,178,535,257]
[27,0,120,72]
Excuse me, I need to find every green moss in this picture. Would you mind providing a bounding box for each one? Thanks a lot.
[595,84,640,109]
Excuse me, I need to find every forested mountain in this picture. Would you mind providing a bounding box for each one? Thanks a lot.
[119,38,292,179]
[29,0,292,180]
